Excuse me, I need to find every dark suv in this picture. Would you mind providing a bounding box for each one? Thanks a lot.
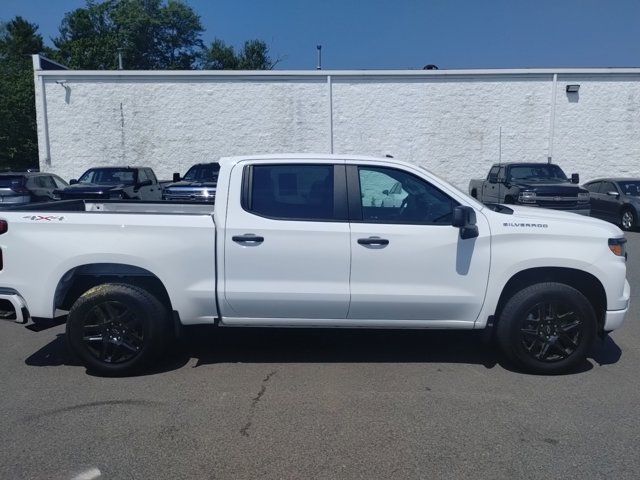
[0,172,68,206]
[163,162,220,202]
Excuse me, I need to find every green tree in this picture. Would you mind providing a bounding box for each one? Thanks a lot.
[203,38,277,70]
[53,0,204,69]
[0,17,44,170]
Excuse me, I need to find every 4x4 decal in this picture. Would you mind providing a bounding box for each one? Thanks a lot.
[22,215,65,222]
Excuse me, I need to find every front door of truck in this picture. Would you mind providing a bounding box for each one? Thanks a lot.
[347,164,490,323]
[222,162,351,320]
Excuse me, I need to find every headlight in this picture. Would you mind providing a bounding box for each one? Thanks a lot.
[518,191,537,204]
[609,237,627,258]
[578,192,590,203]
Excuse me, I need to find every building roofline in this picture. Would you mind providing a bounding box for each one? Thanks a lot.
[32,66,640,80]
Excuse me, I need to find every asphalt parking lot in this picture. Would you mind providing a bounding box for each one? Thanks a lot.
[1,234,639,480]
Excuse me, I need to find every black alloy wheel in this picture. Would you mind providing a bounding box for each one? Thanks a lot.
[82,300,145,364]
[67,283,170,376]
[519,301,582,362]
[496,282,596,374]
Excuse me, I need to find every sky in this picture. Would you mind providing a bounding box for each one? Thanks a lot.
[1,0,640,70]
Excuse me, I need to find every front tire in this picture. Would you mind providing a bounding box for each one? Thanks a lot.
[496,282,596,374]
[66,283,170,376]
[620,208,636,231]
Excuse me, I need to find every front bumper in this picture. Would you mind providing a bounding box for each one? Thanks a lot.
[604,279,631,331]
[0,289,30,324]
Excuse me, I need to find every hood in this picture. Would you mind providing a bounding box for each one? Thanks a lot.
[164,180,218,189]
[489,204,622,237]
[58,184,126,195]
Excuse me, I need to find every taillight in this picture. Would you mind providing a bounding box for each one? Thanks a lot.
[0,220,7,235]
[8,178,28,194]
[0,248,3,271]
[10,185,29,194]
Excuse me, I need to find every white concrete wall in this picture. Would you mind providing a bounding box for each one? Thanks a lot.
[33,64,640,187]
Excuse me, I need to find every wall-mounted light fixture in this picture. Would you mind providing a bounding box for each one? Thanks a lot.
[566,84,580,93]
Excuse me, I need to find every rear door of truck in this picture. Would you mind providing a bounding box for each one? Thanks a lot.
[221,160,351,320]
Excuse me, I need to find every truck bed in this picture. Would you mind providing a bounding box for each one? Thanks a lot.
[2,199,216,215]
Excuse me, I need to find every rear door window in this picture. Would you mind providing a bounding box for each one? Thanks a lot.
[245,164,340,221]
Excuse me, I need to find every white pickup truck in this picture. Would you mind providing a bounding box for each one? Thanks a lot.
[0,154,630,375]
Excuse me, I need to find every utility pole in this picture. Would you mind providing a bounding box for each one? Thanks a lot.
[316,45,322,70]
[117,48,124,70]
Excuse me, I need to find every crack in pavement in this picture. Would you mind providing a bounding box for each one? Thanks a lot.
[240,370,277,437]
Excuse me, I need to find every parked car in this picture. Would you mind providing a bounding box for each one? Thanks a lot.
[469,162,590,214]
[583,178,640,231]
[0,154,629,376]
[56,167,163,201]
[0,172,68,206]
[163,162,220,202]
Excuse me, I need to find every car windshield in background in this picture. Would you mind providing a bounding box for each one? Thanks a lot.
[509,165,568,181]
[183,164,220,182]
[79,169,136,185]
[0,176,24,188]
[618,181,640,196]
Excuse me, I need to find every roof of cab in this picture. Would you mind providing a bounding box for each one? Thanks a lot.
[218,153,406,167]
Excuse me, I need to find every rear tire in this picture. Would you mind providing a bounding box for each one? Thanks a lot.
[66,283,170,376]
[496,282,596,374]
[620,208,636,231]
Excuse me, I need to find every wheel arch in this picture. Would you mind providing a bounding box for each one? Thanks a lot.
[54,263,173,313]
[493,267,607,331]
[619,203,637,216]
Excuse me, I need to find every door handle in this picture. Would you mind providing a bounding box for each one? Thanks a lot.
[232,234,264,245]
[357,236,389,247]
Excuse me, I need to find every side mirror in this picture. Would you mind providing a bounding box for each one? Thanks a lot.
[488,174,498,184]
[607,191,620,197]
[69,179,78,185]
[452,205,479,239]
[172,172,181,183]
[571,173,580,184]
[137,180,152,188]
[382,189,389,195]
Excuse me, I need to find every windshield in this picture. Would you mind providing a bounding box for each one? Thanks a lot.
[508,164,568,182]
[618,181,640,196]
[78,168,136,185]
[183,164,220,182]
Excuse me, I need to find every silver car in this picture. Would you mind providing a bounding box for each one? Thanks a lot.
[0,172,68,206]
